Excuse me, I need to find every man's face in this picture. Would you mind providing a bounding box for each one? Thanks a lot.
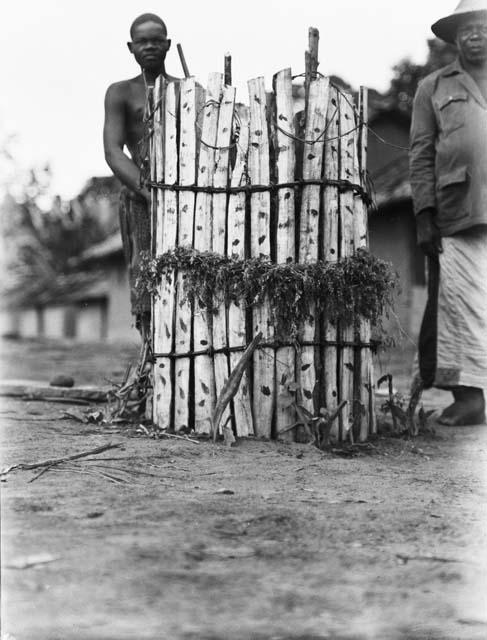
[456,15,487,66]
[128,21,171,72]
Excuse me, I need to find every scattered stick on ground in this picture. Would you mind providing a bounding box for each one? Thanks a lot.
[396,553,466,565]
[156,431,200,445]
[0,443,123,477]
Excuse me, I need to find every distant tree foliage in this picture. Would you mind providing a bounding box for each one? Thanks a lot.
[0,157,119,304]
[386,39,457,116]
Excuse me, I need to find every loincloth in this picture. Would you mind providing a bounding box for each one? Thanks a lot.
[418,227,487,389]
[119,187,151,316]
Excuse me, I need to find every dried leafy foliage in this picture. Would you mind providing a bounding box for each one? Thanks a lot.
[376,374,435,437]
[135,246,398,340]
[277,378,347,449]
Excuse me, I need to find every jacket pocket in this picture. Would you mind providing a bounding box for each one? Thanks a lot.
[436,165,470,222]
[437,92,467,135]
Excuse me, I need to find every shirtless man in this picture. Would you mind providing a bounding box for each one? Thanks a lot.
[103,13,178,335]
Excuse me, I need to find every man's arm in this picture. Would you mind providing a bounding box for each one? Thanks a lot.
[103,83,150,202]
[409,79,442,255]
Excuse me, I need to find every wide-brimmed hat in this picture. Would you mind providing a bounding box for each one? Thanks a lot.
[432,0,487,43]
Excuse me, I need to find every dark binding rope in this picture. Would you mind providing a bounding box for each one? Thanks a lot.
[153,338,381,359]
[147,177,373,206]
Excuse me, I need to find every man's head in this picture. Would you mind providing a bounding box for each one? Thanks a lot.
[455,13,487,65]
[127,13,171,73]
[432,0,487,49]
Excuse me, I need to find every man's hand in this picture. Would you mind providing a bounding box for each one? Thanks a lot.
[416,208,442,256]
[140,186,151,206]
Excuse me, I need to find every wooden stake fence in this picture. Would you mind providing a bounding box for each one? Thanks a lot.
[150,30,376,442]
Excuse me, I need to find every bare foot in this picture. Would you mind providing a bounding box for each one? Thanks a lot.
[438,387,485,426]
[438,403,485,426]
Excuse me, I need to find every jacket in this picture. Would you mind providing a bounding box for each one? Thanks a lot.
[409,59,487,236]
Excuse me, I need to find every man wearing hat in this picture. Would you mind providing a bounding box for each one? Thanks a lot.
[410,0,487,425]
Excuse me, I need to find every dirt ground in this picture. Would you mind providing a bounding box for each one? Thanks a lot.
[1,337,486,640]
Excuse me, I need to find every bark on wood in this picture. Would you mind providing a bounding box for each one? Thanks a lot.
[212,85,236,433]
[273,68,297,441]
[193,72,223,433]
[298,76,329,418]
[322,86,340,432]
[304,28,319,113]
[177,43,191,78]
[227,104,254,436]
[355,86,374,441]
[152,78,174,430]
[224,53,232,86]
[338,91,357,441]
[174,78,197,430]
[248,76,275,438]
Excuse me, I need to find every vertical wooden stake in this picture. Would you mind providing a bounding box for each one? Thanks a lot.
[248,76,274,438]
[338,91,357,441]
[356,85,375,440]
[152,78,175,430]
[227,104,254,436]
[224,53,232,86]
[193,72,223,434]
[305,27,320,109]
[273,68,297,440]
[177,43,191,78]
[298,76,330,419]
[212,85,236,433]
[322,85,340,434]
[174,78,198,431]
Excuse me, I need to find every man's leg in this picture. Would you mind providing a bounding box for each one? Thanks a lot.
[432,230,487,426]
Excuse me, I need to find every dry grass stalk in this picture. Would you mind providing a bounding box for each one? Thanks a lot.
[107,339,151,420]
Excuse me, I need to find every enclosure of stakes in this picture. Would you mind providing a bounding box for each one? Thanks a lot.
[147,34,377,442]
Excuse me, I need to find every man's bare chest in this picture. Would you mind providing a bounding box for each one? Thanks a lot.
[126,91,148,129]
